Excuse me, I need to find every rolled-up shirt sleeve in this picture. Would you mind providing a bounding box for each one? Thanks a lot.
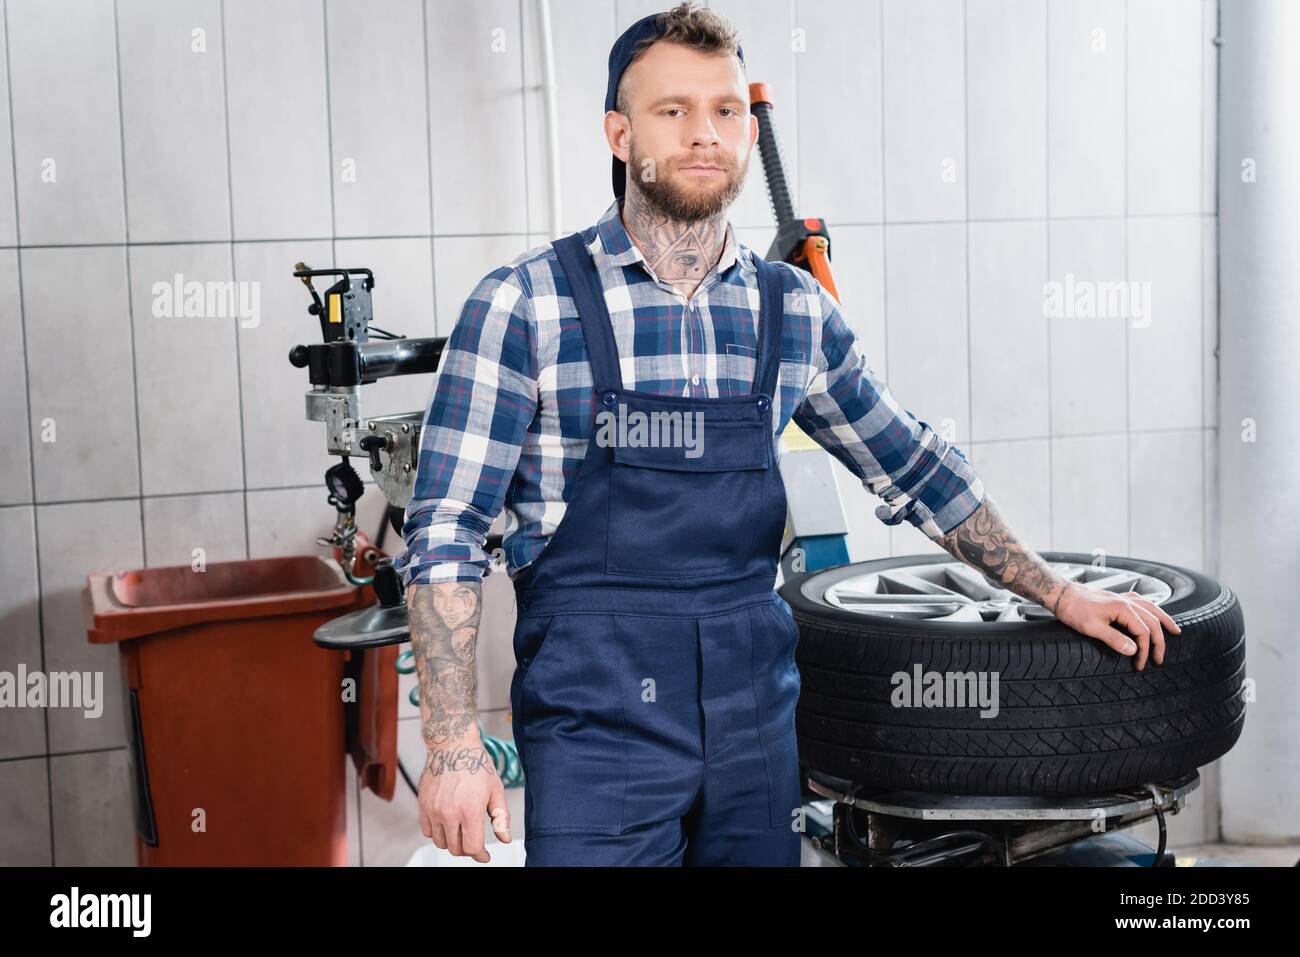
[790,278,985,541]
[392,264,537,588]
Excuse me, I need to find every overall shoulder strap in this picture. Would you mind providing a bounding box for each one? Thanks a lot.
[551,232,623,393]
[749,253,786,398]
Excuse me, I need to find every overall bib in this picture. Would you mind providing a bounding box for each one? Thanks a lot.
[508,232,802,866]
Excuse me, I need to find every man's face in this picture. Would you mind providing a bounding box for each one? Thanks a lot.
[609,41,757,220]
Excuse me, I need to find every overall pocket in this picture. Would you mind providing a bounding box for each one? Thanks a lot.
[511,614,557,711]
[510,613,628,836]
[751,599,803,829]
[605,416,771,579]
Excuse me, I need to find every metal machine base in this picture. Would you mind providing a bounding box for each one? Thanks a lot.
[804,768,1199,867]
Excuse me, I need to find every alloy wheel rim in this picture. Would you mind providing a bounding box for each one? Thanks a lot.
[818,560,1173,623]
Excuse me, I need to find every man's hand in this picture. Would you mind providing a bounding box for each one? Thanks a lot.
[416,733,511,863]
[938,495,1181,670]
[1051,582,1181,670]
[407,579,511,861]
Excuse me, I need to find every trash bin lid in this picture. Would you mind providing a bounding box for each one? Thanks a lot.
[84,555,361,644]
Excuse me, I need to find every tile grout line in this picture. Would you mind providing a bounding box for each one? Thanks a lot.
[314,0,337,566]
[0,212,1218,253]
[424,0,439,336]
[519,0,534,243]
[1044,0,1053,550]
[4,479,404,511]
[218,0,251,565]
[4,0,54,865]
[0,745,128,766]
[1123,0,1131,557]
[101,0,144,869]
[878,0,890,559]
[963,0,971,462]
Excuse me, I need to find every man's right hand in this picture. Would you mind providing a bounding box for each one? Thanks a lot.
[417,733,512,862]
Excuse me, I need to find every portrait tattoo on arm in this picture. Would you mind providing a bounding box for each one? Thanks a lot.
[407,580,484,747]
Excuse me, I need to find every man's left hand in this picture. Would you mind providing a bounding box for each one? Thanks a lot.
[1053,584,1182,670]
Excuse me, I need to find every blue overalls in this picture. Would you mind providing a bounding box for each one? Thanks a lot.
[508,231,802,866]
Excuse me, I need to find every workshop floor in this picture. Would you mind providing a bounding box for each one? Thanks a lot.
[1168,842,1300,867]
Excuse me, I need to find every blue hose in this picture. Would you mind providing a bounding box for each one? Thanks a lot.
[395,650,524,787]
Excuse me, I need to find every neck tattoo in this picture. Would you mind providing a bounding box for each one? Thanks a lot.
[620,186,729,300]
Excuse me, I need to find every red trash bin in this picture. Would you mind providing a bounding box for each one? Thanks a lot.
[83,555,377,866]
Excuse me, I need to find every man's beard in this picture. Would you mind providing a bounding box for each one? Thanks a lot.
[627,143,748,221]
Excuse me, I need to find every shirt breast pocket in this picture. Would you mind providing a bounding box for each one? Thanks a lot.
[722,343,757,397]
[724,345,810,430]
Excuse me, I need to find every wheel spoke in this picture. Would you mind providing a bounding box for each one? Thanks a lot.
[995,603,1027,622]
[820,559,1171,623]
[875,570,974,600]
[841,602,969,620]
[942,564,1007,602]
[931,605,987,623]
[1081,571,1144,594]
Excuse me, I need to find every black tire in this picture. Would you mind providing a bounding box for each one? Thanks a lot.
[781,552,1246,796]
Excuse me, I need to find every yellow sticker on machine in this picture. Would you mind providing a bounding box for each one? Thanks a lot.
[328,292,342,324]
[781,419,820,452]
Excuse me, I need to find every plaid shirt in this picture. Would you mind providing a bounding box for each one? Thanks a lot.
[394,197,985,587]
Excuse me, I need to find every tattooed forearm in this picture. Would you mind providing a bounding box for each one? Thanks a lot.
[937,496,1072,614]
[622,185,727,296]
[423,746,498,777]
[407,581,483,746]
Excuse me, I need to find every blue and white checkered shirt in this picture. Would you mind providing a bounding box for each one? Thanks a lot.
[394,197,985,587]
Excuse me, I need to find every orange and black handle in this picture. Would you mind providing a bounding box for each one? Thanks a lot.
[749,82,841,304]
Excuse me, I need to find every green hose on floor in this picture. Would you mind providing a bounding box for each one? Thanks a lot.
[396,649,524,787]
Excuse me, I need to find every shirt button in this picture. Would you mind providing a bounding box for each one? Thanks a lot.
[691,374,700,386]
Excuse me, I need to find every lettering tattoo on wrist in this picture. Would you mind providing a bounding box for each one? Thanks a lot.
[408,580,483,746]
[422,746,498,777]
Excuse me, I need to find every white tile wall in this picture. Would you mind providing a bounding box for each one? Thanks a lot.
[7,0,125,245]
[1047,0,1126,217]
[1047,218,1128,436]
[1127,0,1203,216]
[967,0,1047,220]
[0,8,14,245]
[23,247,139,503]
[128,244,245,496]
[795,0,883,226]
[969,220,1049,441]
[224,0,333,241]
[883,223,969,439]
[117,0,233,244]
[0,250,30,504]
[326,0,432,237]
[882,0,966,222]
[0,0,1221,864]
[0,506,43,760]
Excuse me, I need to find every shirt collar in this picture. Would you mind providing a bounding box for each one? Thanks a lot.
[590,195,748,283]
